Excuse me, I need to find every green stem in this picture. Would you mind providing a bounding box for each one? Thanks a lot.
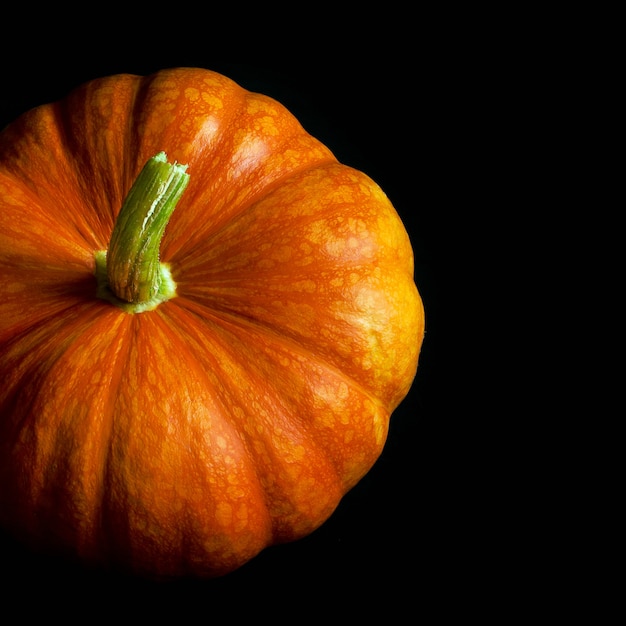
[95,152,189,313]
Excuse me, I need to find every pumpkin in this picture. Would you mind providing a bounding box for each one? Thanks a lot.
[0,67,424,579]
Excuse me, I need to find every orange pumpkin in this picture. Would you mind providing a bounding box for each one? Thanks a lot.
[0,67,424,578]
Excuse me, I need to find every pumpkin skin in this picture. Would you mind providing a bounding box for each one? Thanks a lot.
[0,68,424,578]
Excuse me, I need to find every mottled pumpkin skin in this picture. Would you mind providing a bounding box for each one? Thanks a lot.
[0,68,424,578]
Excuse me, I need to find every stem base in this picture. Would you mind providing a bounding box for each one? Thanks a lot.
[95,250,177,313]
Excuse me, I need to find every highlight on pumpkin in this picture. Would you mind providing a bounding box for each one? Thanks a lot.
[95,152,189,313]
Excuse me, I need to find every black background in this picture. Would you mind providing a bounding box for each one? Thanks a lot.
[0,17,455,621]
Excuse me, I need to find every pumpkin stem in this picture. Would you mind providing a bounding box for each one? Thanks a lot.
[95,152,189,312]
